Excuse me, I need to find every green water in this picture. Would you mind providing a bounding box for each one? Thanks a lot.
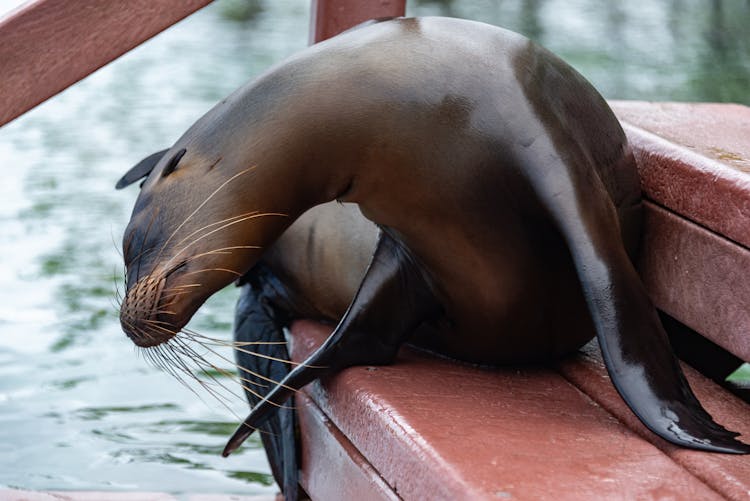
[1,0,748,496]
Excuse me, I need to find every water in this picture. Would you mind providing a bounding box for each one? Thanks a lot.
[0,0,309,496]
[0,0,748,497]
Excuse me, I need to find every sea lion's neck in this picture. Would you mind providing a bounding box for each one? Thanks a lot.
[208,63,365,218]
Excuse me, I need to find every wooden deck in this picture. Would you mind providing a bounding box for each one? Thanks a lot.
[291,321,749,500]
[290,101,750,501]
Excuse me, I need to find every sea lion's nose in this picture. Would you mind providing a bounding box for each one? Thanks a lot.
[120,276,175,347]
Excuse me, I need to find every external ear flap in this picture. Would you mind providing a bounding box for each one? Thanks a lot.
[161,148,187,178]
[115,149,169,190]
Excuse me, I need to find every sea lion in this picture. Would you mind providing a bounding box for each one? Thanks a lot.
[116,15,750,499]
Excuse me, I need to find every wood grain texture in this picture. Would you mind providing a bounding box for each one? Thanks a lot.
[309,0,405,43]
[290,321,725,501]
[557,342,750,501]
[612,101,750,251]
[609,101,750,363]
[638,201,750,362]
[297,393,398,501]
[0,0,212,127]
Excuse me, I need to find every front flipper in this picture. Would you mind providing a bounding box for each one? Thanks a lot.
[525,143,750,453]
[233,269,301,500]
[223,230,440,456]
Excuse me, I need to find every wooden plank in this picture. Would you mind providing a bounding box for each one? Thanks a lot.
[309,0,405,43]
[557,343,750,501]
[290,321,723,501]
[637,201,750,361]
[297,393,398,501]
[611,101,750,250]
[0,491,276,501]
[0,0,212,127]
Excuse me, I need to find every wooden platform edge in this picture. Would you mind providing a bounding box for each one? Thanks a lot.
[637,200,750,362]
[557,344,750,501]
[611,101,750,252]
[610,102,750,363]
[297,393,399,500]
[289,321,748,501]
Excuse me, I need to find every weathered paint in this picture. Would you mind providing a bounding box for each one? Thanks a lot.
[290,321,734,500]
[611,101,750,250]
[0,0,212,127]
[558,342,750,501]
[637,201,750,362]
[297,393,398,500]
[309,0,406,43]
[610,102,750,362]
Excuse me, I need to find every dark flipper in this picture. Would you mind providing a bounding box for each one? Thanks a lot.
[115,149,168,189]
[524,139,750,454]
[224,230,440,456]
[233,268,301,500]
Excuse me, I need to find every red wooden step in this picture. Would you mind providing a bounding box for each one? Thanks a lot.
[612,101,750,362]
[289,320,748,500]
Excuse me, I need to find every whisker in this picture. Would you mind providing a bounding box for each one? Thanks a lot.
[179,333,279,389]
[157,343,241,419]
[181,267,243,278]
[181,331,301,397]
[161,212,280,271]
[169,337,258,408]
[151,166,257,272]
[183,329,287,346]
[121,318,159,344]
[163,340,283,438]
[172,211,263,250]
[184,245,262,261]
[184,328,322,368]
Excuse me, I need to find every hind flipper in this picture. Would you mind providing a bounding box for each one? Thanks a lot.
[224,229,440,456]
[233,270,302,500]
[582,251,748,453]
[522,138,750,454]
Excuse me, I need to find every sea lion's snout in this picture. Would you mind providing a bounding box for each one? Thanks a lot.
[120,275,176,347]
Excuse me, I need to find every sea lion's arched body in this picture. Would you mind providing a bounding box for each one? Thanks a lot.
[116,16,749,499]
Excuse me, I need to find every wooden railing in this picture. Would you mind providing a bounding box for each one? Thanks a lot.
[0,0,212,127]
[0,0,406,128]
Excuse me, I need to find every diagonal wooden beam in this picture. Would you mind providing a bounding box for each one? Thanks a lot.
[0,0,212,127]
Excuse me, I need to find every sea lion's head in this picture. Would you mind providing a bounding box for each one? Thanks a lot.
[116,143,285,347]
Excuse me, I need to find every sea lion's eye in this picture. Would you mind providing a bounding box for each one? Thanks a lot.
[162,148,187,178]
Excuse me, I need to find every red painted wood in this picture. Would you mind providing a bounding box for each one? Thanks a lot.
[0,0,212,127]
[557,343,750,501]
[637,201,750,362]
[290,321,725,500]
[297,393,398,501]
[611,101,750,250]
[309,0,406,44]
[607,101,750,361]
[0,491,276,500]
